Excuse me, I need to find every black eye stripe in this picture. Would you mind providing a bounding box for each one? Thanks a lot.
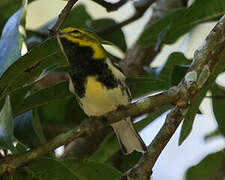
[71,30,80,34]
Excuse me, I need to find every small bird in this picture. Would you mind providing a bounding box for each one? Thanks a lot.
[57,27,146,154]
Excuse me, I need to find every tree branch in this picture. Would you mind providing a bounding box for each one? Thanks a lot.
[0,88,179,175]
[50,0,79,35]
[124,14,225,180]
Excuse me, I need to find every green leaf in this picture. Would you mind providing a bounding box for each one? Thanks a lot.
[171,65,189,86]
[38,94,85,125]
[119,151,142,172]
[204,128,222,140]
[62,158,122,180]
[25,157,122,180]
[90,18,127,52]
[14,111,43,147]
[155,25,170,51]
[63,4,92,29]
[0,37,68,98]
[211,84,225,136]
[2,168,32,180]
[10,85,34,113]
[135,106,171,131]
[0,96,16,152]
[127,76,167,98]
[25,157,79,180]
[178,87,207,145]
[32,109,46,144]
[89,132,117,162]
[185,151,224,180]
[179,56,225,145]
[13,81,73,116]
[157,52,191,86]
[138,0,225,45]
[0,0,35,33]
[15,142,27,154]
[0,3,26,77]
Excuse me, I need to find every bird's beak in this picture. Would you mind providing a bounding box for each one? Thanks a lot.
[56,30,66,37]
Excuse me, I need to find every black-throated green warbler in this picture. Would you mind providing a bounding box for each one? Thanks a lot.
[57,27,146,154]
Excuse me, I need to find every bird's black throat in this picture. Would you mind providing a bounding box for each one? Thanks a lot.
[60,38,118,98]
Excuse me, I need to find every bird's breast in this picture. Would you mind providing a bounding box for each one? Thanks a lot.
[79,76,129,116]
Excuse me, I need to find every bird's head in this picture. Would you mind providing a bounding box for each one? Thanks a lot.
[57,27,106,59]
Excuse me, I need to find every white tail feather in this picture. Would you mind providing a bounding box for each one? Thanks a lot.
[111,119,146,154]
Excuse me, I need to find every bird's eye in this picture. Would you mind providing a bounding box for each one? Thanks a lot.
[71,29,80,34]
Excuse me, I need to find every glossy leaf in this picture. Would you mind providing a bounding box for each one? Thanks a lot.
[0,0,35,33]
[204,128,222,140]
[138,0,225,45]
[90,18,127,52]
[13,81,73,116]
[63,4,92,29]
[32,109,46,144]
[14,111,43,147]
[0,96,15,152]
[211,84,225,136]
[89,133,117,162]
[39,98,85,126]
[171,65,189,86]
[119,151,142,172]
[0,37,67,98]
[1,168,32,180]
[25,157,122,180]
[135,106,171,130]
[178,87,207,145]
[185,151,224,180]
[0,4,26,77]
[62,158,122,180]
[127,76,167,98]
[15,142,27,154]
[25,157,79,180]
[157,52,191,86]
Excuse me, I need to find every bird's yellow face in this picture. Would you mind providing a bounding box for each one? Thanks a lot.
[58,27,106,59]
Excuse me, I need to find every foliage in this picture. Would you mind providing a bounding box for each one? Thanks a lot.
[0,0,224,179]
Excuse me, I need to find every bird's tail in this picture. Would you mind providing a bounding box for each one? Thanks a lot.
[111,119,146,154]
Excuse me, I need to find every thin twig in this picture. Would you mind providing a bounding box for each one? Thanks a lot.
[97,0,157,36]
[50,0,79,35]
[97,13,142,36]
